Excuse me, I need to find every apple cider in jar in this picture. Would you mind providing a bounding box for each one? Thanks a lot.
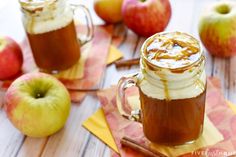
[19,0,93,71]
[117,32,206,146]
[139,32,206,145]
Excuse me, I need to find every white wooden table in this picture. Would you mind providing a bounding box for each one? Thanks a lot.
[0,0,235,157]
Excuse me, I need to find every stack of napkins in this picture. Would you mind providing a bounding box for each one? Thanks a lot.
[83,78,236,156]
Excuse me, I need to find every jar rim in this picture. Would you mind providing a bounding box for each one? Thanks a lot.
[141,31,204,73]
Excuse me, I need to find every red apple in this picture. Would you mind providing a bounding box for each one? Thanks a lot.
[94,0,123,24]
[122,0,171,37]
[0,36,23,80]
[198,1,236,57]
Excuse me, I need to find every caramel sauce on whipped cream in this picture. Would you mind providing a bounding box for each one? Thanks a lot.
[19,0,54,12]
[19,0,73,35]
[143,32,203,73]
[139,32,206,100]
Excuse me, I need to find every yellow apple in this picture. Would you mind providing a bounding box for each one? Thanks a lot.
[199,1,236,57]
[94,0,123,24]
[4,72,71,137]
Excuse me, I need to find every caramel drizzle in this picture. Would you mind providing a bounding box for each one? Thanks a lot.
[140,32,205,100]
[141,57,206,100]
[161,79,170,101]
[146,35,199,61]
[142,32,202,73]
[20,0,59,34]
[19,0,57,14]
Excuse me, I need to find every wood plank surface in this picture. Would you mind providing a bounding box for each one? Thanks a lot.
[229,57,236,103]
[0,111,24,157]
[0,0,236,157]
[40,95,99,157]
[17,138,47,157]
[82,135,107,157]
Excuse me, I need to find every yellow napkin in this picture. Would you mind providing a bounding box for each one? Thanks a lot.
[227,100,236,114]
[106,45,123,65]
[82,108,119,153]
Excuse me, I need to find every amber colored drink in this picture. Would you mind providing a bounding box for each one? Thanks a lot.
[138,32,207,145]
[27,21,80,71]
[117,32,207,146]
[139,88,206,146]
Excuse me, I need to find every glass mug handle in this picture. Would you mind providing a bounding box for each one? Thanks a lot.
[71,4,94,45]
[116,73,142,122]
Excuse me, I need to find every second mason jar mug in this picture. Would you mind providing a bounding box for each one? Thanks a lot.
[19,0,94,72]
[117,31,207,146]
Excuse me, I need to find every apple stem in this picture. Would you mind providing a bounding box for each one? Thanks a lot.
[35,92,45,99]
[139,0,146,2]
[216,4,230,14]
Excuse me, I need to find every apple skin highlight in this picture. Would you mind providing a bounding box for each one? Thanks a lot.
[4,72,71,137]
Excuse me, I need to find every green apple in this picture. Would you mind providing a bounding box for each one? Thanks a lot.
[4,72,71,137]
[94,0,123,24]
[198,1,236,57]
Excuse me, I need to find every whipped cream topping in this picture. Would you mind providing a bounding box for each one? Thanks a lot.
[20,0,73,34]
[139,32,206,100]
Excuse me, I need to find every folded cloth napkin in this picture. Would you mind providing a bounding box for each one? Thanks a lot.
[83,77,236,157]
